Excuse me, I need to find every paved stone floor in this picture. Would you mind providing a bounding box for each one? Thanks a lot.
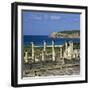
[22,59,80,77]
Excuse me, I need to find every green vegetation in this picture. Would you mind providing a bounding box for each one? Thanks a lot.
[58,30,80,34]
[73,42,80,49]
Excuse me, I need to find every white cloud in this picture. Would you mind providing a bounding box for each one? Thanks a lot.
[31,15,42,20]
[50,15,61,20]
[32,15,61,21]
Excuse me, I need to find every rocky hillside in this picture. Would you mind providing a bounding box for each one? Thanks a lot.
[49,30,80,38]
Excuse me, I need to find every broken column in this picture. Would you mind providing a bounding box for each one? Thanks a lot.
[65,42,68,50]
[42,51,45,61]
[70,41,73,53]
[24,51,28,63]
[69,41,73,59]
[31,42,35,61]
[43,41,46,52]
[52,40,55,61]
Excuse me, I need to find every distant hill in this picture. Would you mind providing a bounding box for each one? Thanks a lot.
[49,30,80,38]
[59,30,80,34]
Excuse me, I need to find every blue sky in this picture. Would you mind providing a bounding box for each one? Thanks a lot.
[22,11,80,35]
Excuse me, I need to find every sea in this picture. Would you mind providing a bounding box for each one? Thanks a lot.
[24,35,80,46]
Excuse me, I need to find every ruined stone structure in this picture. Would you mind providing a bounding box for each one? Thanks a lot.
[43,40,46,52]
[24,41,80,63]
[52,40,56,61]
[24,51,28,63]
[31,42,35,60]
[64,41,80,60]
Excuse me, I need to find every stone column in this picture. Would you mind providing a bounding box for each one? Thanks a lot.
[42,51,45,61]
[31,42,35,61]
[71,42,73,52]
[65,42,68,50]
[52,40,55,61]
[24,51,28,63]
[43,41,46,52]
[69,41,73,59]
[71,42,73,59]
